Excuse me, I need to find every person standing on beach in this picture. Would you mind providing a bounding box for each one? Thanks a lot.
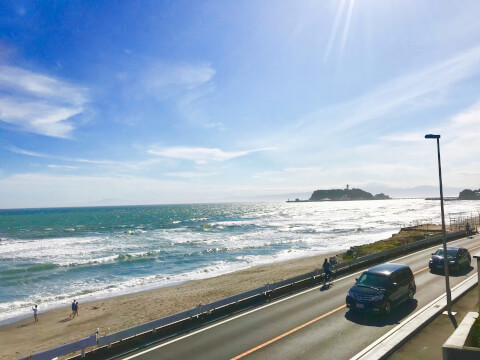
[75,300,79,317]
[70,300,76,318]
[32,305,38,322]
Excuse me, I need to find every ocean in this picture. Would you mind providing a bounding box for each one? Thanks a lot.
[1,199,479,323]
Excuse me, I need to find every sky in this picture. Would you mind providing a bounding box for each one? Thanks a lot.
[1,0,480,208]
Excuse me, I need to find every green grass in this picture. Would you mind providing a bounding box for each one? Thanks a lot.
[341,228,433,261]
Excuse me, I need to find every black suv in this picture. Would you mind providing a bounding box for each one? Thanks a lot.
[346,263,416,315]
[429,247,471,274]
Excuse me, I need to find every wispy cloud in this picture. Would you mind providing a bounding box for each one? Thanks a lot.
[142,62,215,104]
[144,63,215,94]
[47,164,79,170]
[300,46,480,137]
[6,146,48,158]
[141,62,220,129]
[164,171,218,178]
[0,65,88,138]
[7,146,161,171]
[148,146,275,164]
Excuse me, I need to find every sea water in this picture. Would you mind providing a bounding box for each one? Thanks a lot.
[1,199,479,322]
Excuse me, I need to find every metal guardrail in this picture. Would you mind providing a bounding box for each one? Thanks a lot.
[18,333,97,360]
[19,230,467,360]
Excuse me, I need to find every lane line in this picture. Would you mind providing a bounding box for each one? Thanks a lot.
[230,305,347,360]
[229,239,480,359]
[413,266,429,275]
[121,235,477,359]
[469,244,480,252]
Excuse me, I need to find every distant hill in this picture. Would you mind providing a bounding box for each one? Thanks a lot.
[309,188,390,201]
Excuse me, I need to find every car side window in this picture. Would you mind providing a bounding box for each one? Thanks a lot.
[397,269,410,283]
[390,272,400,284]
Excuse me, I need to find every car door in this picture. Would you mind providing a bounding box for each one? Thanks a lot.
[388,272,403,305]
[396,269,411,303]
[460,249,471,268]
[458,249,466,268]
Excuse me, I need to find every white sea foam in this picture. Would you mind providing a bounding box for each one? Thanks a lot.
[2,199,480,322]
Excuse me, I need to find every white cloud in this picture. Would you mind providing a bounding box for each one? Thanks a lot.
[164,171,218,178]
[47,164,78,170]
[284,166,324,173]
[0,65,88,138]
[298,46,480,137]
[7,146,48,158]
[149,146,275,164]
[6,146,162,171]
[143,62,215,98]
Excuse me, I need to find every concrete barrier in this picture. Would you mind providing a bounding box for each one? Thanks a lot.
[443,312,480,360]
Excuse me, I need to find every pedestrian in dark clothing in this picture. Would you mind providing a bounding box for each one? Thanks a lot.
[70,300,76,318]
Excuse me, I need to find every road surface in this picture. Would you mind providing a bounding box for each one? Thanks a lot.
[116,234,480,360]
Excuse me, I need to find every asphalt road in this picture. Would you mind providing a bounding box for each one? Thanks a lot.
[116,234,480,360]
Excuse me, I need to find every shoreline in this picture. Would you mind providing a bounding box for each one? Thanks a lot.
[0,249,339,360]
[1,223,455,359]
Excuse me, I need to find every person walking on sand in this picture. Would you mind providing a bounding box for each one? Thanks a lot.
[32,305,38,322]
[74,300,79,317]
[70,300,76,318]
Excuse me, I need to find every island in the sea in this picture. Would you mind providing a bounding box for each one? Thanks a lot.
[458,188,480,200]
[426,188,480,201]
[287,186,390,202]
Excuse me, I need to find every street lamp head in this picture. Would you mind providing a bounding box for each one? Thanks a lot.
[425,134,440,139]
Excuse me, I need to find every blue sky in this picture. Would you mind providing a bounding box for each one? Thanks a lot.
[1,0,480,208]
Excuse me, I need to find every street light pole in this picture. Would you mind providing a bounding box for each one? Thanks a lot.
[425,134,453,316]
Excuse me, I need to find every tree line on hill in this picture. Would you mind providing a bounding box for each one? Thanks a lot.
[309,188,390,201]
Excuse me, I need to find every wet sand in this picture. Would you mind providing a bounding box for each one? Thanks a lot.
[0,251,338,360]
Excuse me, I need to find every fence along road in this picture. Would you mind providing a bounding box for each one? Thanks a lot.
[113,234,480,360]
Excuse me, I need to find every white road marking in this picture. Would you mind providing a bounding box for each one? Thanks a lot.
[120,235,475,359]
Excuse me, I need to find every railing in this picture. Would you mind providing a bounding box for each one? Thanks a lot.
[18,333,97,360]
[18,230,467,360]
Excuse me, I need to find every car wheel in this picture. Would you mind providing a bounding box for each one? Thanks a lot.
[383,300,391,316]
[408,287,414,301]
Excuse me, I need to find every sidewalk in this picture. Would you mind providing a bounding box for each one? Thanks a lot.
[387,283,479,360]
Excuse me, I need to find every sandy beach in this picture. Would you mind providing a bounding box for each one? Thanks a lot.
[0,251,338,360]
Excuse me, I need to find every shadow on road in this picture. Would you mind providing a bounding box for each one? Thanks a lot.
[430,265,473,277]
[344,299,418,327]
[319,283,333,291]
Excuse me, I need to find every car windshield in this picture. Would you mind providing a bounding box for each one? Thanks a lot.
[434,249,458,257]
[356,273,390,289]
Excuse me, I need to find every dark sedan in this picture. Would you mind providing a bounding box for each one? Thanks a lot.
[429,246,471,274]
